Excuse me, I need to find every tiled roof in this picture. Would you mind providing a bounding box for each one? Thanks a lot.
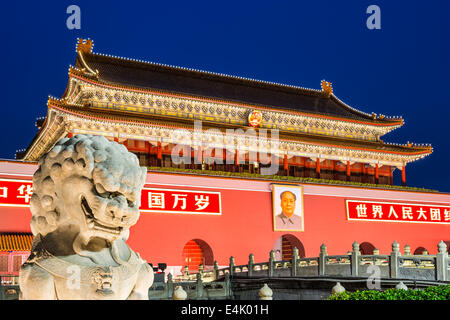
[77,51,394,123]
[0,233,33,252]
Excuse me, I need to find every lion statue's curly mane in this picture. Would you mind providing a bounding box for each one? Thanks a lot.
[19,134,153,300]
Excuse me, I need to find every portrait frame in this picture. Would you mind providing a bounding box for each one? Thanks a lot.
[272,184,304,232]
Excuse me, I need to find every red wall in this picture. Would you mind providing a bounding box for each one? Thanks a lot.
[0,161,449,272]
[128,178,450,267]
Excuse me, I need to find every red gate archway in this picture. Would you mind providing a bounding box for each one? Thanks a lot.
[414,246,428,255]
[273,234,305,260]
[360,242,376,255]
[181,239,214,271]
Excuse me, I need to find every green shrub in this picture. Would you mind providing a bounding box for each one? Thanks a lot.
[328,284,450,300]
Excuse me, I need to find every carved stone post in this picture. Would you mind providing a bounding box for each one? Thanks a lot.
[167,273,174,299]
[319,244,327,276]
[268,250,275,277]
[173,285,187,300]
[351,242,360,277]
[331,282,345,294]
[258,283,273,300]
[292,247,299,276]
[229,256,235,277]
[395,282,408,290]
[213,261,219,280]
[390,241,400,278]
[404,244,411,256]
[436,241,448,281]
[198,264,204,278]
[248,254,254,277]
[224,272,231,298]
[196,272,203,299]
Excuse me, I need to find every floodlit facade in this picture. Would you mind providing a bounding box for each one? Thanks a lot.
[1,39,448,278]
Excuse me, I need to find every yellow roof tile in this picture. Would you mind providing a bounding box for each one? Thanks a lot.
[0,233,33,252]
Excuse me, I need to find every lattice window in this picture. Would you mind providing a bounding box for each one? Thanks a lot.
[0,256,8,273]
[12,255,22,272]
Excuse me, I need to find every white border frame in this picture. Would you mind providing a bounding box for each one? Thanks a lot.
[140,187,222,215]
[272,184,304,232]
[0,178,33,208]
[346,199,450,225]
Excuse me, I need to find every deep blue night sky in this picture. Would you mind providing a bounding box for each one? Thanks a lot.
[0,1,449,191]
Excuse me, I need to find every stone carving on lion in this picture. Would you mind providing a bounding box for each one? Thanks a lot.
[19,134,154,299]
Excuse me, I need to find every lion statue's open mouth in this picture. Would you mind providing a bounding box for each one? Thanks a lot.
[80,196,123,235]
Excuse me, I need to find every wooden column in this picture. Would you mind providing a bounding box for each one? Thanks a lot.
[292,156,298,177]
[157,142,162,159]
[145,141,151,167]
[316,157,321,178]
[402,165,406,186]
[235,149,240,172]
[301,157,306,178]
[332,160,336,180]
[256,152,260,174]
[190,148,195,169]
[284,154,288,175]
[346,161,351,181]
[197,146,203,165]
[223,149,227,167]
[375,164,379,184]
[209,149,215,171]
[157,141,162,167]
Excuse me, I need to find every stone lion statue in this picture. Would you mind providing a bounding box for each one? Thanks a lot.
[19,134,154,299]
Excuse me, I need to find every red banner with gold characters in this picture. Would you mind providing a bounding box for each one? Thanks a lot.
[346,200,450,224]
[0,179,222,215]
[0,179,33,207]
[140,188,222,215]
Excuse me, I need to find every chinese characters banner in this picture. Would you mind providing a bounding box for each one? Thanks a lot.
[0,179,222,215]
[0,179,33,207]
[346,200,450,224]
[140,188,222,215]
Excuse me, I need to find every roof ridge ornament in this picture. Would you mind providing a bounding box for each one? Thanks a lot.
[74,39,99,79]
[76,38,94,54]
[321,80,333,97]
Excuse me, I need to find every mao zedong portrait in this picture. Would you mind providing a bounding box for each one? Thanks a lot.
[274,190,303,231]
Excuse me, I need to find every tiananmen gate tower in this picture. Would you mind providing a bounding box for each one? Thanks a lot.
[1,39,448,279]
